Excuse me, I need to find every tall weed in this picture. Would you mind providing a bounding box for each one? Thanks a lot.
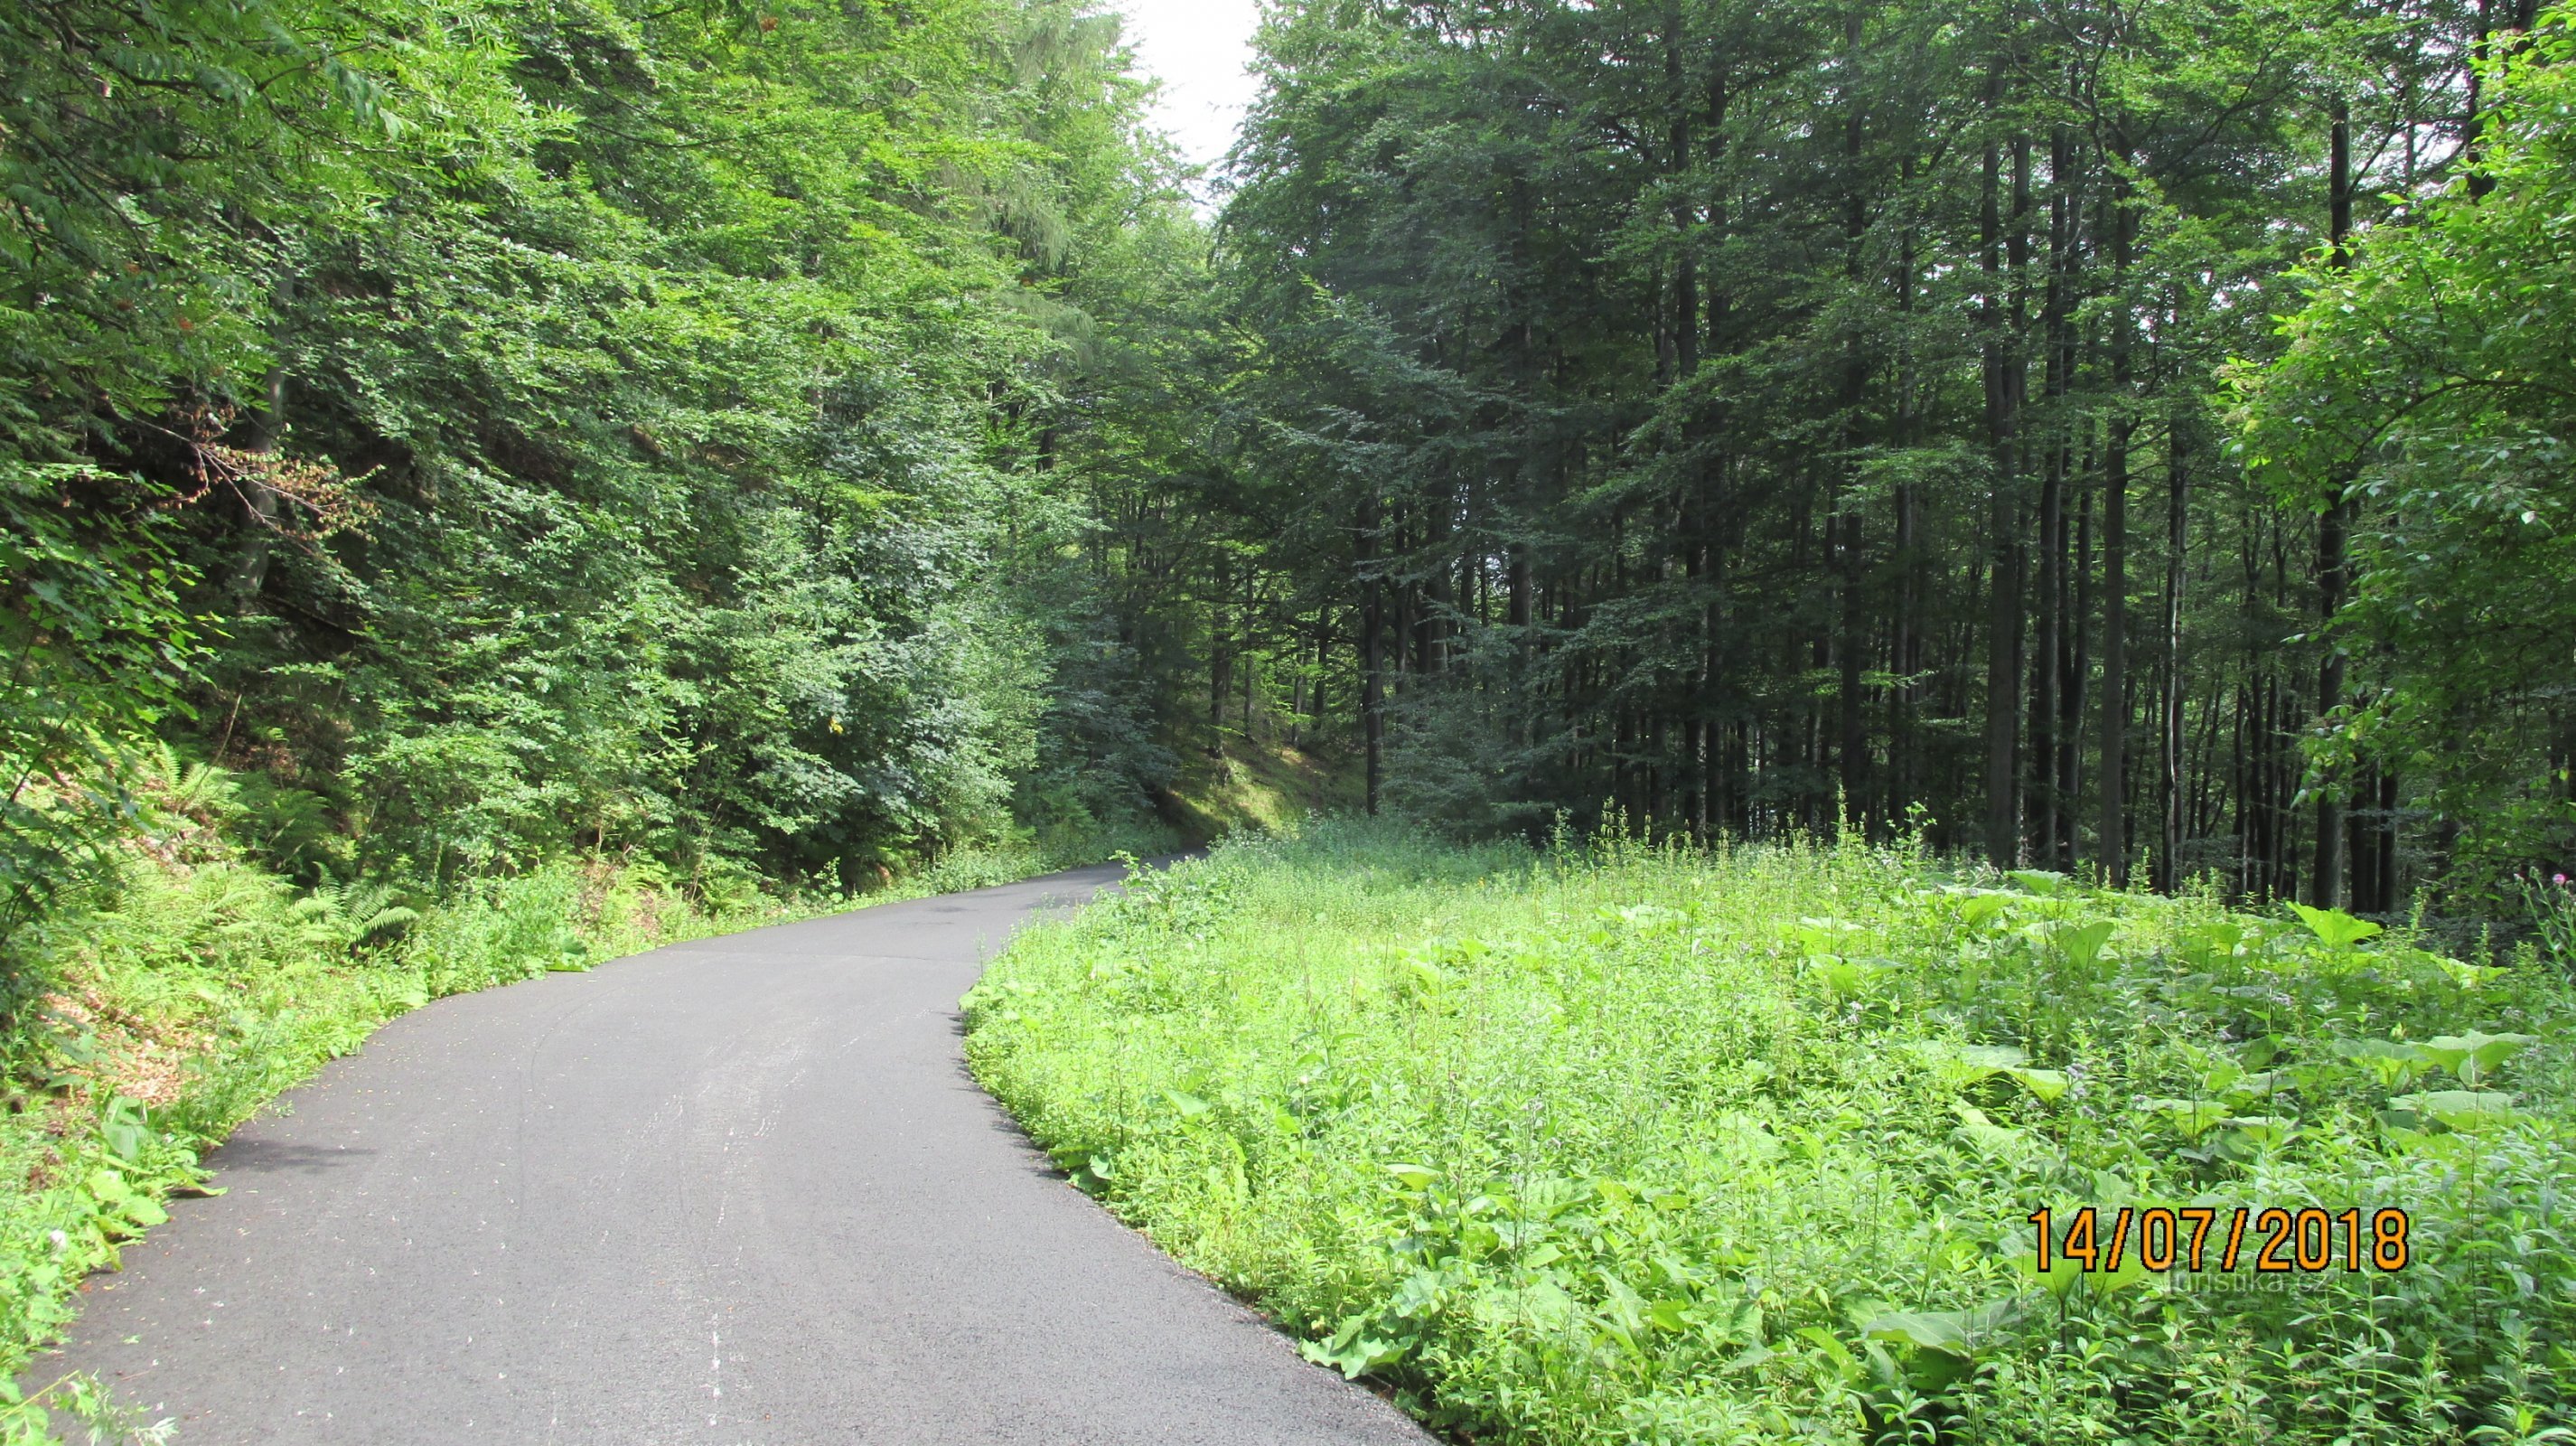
[966,822,2576,1444]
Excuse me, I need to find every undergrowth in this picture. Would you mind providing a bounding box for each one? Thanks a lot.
[965,822,2576,1444]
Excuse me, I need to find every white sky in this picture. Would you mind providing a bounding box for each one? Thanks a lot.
[1114,0,1264,195]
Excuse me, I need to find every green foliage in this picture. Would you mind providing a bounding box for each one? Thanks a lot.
[2237,12,2576,892]
[2,0,1214,1011]
[968,825,2576,1443]
[2515,873,2576,971]
[1205,0,2561,915]
[0,467,201,1013]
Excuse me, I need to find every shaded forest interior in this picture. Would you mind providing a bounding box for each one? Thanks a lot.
[1219,0,2572,920]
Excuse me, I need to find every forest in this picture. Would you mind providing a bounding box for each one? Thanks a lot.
[9,0,2575,996]
[5,0,2576,1439]
[1215,0,2574,912]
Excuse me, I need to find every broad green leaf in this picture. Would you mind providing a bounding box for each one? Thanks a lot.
[2000,1066,2069,1103]
[2418,1031,2537,1085]
[2053,920,2115,970]
[2288,903,2382,949]
[1861,1310,1973,1357]
[2388,1090,2524,1129]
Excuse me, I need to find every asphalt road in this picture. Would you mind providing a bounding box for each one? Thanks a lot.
[33,864,1431,1444]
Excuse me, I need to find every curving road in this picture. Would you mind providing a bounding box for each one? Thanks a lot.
[33,865,1429,1444]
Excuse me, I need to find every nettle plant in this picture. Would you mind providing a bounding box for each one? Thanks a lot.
[969,832,2576,1444]
[1754,871,2571,1436]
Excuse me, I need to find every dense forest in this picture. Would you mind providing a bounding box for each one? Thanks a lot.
[7,0,2573,976]
[2,0,1221,962]
[1211,0,2574,915]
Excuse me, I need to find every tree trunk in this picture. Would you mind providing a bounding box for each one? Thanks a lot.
[2099,156,2134,887]
[2311,102,2354,906]
[1360,494,1384,814]
[2159,379,2190,891]
[1980,87,2031,867]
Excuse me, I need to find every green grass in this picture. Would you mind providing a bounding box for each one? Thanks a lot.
[965,822,2576,1444]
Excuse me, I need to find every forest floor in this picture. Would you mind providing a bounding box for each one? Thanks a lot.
[965,823,2576,1445]
[17,866,1426,1444]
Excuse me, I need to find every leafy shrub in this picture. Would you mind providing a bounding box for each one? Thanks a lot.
[966,822,2576,1444]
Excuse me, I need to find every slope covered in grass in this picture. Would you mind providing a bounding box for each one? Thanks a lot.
[1163,739,1365,843]
[965,826,2576,1444]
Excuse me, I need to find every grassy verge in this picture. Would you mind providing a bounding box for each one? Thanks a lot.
[1,817,1157,1442]
[964,822,2576,1444]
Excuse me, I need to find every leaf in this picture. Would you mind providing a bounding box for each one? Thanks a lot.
[2090,1249,2157,1294]
[2388,1089,2524,1129]
[1383,1162,1438,1190]
[2287,902,2382,949]
[99,1096,148,1164]
[1796,1325,1863,1381]
[1300,1315,1409,1379]
[1952,1103,2030,1154]
[2219,1116,2299,1151]
[2053,920,2115,970]
[2000,1066,2069,1103]
[2435,957,2506,990]
[2418,1031,2537,1085]
[1862,1310,1973,1357]
[2012,1245,2088,1297]
[2138,1097,2231,1138]
[2334,1038,2436,1088]
[1956,893,2013,926]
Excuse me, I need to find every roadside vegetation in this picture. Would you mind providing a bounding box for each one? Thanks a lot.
[968,826,2576,1444]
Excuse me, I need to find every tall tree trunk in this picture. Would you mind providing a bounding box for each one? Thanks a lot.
[1889,155,1921,831]
[2159,377,2190,892]
[2312,102,2355,906]
[1836,5,1869,828]
[2034,128,2073,867]
[1980,85,2030,866]
[1210,558,1232,748]
[1360,494,1384,815]
[2100,155,2135,887]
